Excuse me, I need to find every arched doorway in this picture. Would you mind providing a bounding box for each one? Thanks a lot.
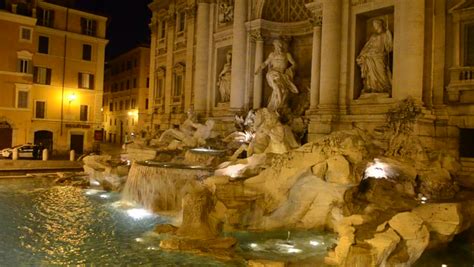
[0,122,12,149]
[34,130,53,152]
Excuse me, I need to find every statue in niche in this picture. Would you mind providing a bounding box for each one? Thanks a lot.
[255,39,299,112]
[218,0,234,24]
[217,50,232,103]
[356,19,393,95]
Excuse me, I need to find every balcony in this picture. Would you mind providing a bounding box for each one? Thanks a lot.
[447,66,474,103]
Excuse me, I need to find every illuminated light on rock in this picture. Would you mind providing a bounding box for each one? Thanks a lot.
[135,238,144,242]
[147,246,158,250]
[219,163,247,178]
[287,248,302,254]
[126,208,153,220]
[250,243,258,248]
[90,180,101,186]
[364,158,388,179]
[441,264,447,267]
[84,189,104,195]
[99,194,110,199]
[310,240,320,246]
[421,196,428,201]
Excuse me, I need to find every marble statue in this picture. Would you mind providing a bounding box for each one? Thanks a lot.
[218,0,233,24]
[255,39,299,112]
[158,111,215,149]
[217,51,232,103]
[356,19,393,95]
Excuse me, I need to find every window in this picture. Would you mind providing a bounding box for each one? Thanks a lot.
[34,67,52,85]
[125,99,130,109]
[82,44,92,61]
[38,36,49,54]
[177,11,186,32]
[145,98,149,109]
[80,105,88,121]
[119,101,123,110]
[80,17,97,36]
[465,23,474,66]
[134,59,138,67]
[37,8,54,27]
[19,27,32,42]
[17,90,28,108]
[35,101,46,119]
[173,75,183,97]
[146,77,150,88]
[159,20,166,39]
[78,73,94,89]
[133,78,137,88]
[18,59,31,74]
[127,61,132,70]
[131,98,136,109]
[109,118,112,126]
[126,80,130,89]
[156,77,164,99]
[109,102,113,111]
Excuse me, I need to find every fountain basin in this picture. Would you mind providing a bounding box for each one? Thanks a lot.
[122,161,213,212]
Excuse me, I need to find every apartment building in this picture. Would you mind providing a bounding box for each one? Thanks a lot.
[103,45,150,144]
[0,0,107,155]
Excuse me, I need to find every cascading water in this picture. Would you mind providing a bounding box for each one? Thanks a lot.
[122,161,212,212]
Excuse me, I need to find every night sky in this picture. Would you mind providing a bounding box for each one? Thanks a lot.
[65,0,152,59]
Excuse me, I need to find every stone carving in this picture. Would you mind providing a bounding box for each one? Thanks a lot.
[356,19,393,95]
[255,39,299,112]
[218,0,234,24]
[158,111,215,149]
[217,51,232,103]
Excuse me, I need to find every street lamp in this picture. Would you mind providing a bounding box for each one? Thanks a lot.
[68,93,77,103]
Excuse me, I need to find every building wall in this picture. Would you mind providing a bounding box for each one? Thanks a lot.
[103,46,150,144]
[0,0,108,154]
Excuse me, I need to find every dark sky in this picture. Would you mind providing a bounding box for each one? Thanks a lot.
[72,0,152,59]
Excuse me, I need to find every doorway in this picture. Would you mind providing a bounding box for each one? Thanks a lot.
[70,134,84,155]
[34,130,53,152]
[460,128,474,158]
[0,122,12,149]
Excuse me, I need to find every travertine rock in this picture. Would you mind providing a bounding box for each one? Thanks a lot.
[248,259,285,267]
[325,155,354,185]
[366,228,401,266]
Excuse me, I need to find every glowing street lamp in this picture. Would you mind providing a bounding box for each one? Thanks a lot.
[68,93,77,103]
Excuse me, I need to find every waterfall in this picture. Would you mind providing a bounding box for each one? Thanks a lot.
[122,162,212,212]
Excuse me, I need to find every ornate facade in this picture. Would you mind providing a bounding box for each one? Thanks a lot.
[148,0,474,173]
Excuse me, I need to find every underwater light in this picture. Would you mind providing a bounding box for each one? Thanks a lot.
[147,246,158,250]
[310,240,320,246]
[250,243,258,248]
[99,194,110,199]
[441,264,447,267]
[135,238,144,242]
[127,208,153,220]
[364,158,388,179]
[90,180,101,186]
[287,248,302,254]
[84,189,104,195]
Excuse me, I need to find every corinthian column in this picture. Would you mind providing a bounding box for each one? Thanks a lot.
[230,0,248,111]
[318,0,341,112]
[193,1,211,112]
[251,30,264,109]
[306,2,323,112]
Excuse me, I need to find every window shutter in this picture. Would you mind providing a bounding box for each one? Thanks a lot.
[17,60,21,72]
[27,60,32,74]
[46,68,52,85]
[49,10,55,27]
[78,73,82,88]
[90,74,95,89]
[92,20,97,36]
[37,7,43,24]
[33,66,38,82]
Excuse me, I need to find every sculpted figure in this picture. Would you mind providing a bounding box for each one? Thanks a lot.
[217,51,232,103]
[255,39,298,112]
[218,1,234,24]
[158,111,215,149]
[356,19,393,94]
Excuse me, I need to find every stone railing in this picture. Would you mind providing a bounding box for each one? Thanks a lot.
[447,66,474,102]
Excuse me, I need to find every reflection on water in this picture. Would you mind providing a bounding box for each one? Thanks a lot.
[0,178,238,266]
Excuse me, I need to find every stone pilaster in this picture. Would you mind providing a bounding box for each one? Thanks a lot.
[164,6,176,115]
[193,1,211,112]
[318,0,342,113]
[230,0,248,111]
[306,2,323,113]
[251,30,264,109]
[393,0,425,101]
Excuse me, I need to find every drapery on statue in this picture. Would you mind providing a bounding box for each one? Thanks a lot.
[356,19,393,95]
[217,51,232,103]
[255,39,298,112]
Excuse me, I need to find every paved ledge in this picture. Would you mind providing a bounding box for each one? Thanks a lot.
[0,160,83,176]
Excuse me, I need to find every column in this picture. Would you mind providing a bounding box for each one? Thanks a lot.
[392,0,425,100]
[318,0,342,111]
[164,10,176,115]
[309,19,322,111]
[252,30,264,109]
[230,0,248,111]
[184,4,196,111]
[193,1,211,112]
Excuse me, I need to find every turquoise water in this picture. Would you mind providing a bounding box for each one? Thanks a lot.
[0,177,334,266]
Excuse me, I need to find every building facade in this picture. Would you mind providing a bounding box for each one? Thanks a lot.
[0,0,108,155]
[148,0,473,169]
[103,46,150,144]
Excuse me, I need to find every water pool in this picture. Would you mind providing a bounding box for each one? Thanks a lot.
[0,177,334,266]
